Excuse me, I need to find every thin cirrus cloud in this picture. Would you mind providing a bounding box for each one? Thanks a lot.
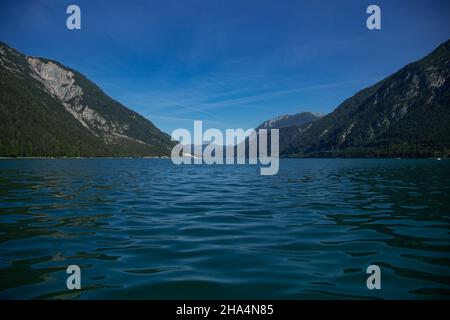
[132,75,381,117]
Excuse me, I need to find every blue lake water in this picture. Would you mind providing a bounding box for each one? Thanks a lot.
[0,158,449,299]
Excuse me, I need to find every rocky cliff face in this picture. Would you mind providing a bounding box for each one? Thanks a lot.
[26,57,147,145]
[0,42,173,157]
[27,57,93,132]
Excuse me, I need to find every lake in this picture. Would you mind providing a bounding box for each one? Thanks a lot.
[0,158,449,299]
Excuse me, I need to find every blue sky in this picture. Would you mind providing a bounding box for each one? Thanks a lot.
[0,0,449,134]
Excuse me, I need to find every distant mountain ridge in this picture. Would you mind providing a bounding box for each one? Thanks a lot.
[2,39,449,159]
[257,112,323,130]
[0,42,173,157]
[271,39,450,157]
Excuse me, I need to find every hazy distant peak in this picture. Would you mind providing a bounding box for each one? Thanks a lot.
[257,111,323,130]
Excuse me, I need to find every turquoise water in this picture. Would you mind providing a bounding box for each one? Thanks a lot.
[0,158,449,299]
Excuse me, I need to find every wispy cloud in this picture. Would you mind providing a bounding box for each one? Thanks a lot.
[155,76,382,116]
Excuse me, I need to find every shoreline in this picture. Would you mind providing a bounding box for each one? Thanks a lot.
[0,156,446,160]
[0,156,170,160]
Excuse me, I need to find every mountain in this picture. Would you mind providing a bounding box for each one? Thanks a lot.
[278,39,450,157]
[256,112,322,130]
[0,42,174,157]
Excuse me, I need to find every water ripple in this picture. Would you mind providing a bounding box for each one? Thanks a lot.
[0,158,449,299]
